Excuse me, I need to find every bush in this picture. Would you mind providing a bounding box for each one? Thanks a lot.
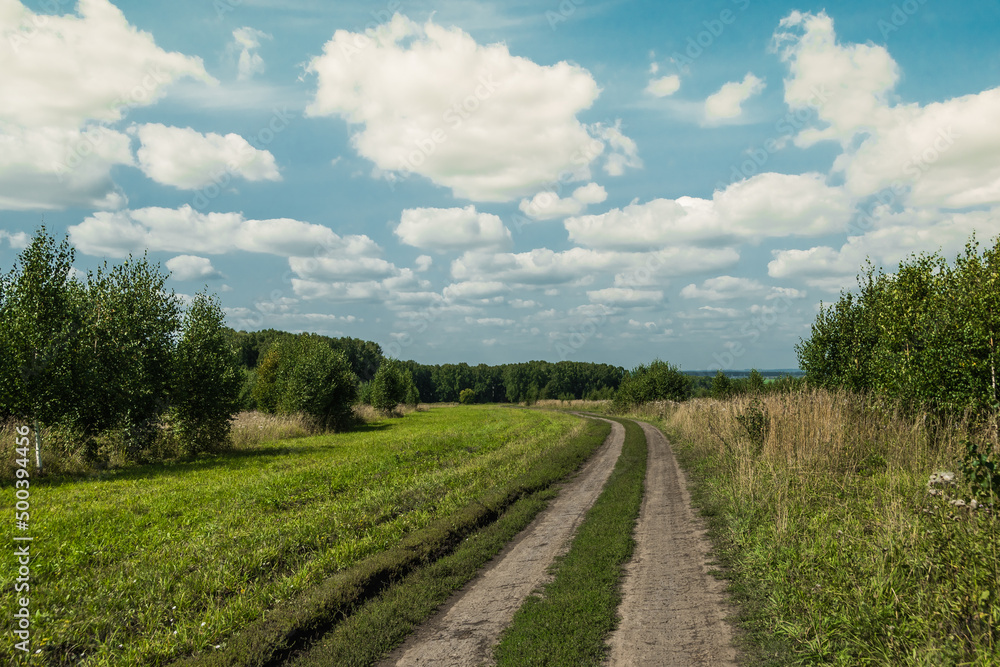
[459,388,476,404]
[280,337,359,430]
[613,359,691,410]
[370,358,417,414]
[169,292,241,455]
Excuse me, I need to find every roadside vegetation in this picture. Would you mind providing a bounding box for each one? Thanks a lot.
[633,390,999,665]
[612,235,1000,665]
[0,407,596,665]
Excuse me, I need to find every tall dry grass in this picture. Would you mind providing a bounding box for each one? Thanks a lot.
[632,388,1000,665]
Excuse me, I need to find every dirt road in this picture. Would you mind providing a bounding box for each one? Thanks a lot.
[604,420,738,666]
[378,417,625,667]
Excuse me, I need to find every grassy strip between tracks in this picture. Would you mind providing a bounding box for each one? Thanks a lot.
[492,417,647,666]
[177,416,612,667]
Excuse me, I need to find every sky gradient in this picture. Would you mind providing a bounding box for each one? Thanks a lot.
[2,0,999,370]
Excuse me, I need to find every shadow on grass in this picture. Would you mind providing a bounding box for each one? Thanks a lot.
[23,421,396,488]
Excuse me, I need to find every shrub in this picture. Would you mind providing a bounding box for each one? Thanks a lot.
[613,359,691,410]
[459,388,476,404]
[370,358,417,414]
[169,292,241,455]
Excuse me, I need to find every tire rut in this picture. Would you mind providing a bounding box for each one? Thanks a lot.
[604,420,738,666]
[377,416,625,667]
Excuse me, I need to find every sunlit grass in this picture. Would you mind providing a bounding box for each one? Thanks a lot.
[635,390,1000,666]
[0,406,582,666]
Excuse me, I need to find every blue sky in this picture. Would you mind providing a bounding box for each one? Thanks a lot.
[2,0,999,370]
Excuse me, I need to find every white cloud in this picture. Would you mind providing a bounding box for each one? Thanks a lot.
[679,276,804,302]
[0,0,214,210]
[133,124,280,190]
[565,172,850,249]
[166,255,223,281]
[443,281,508,300]
[594,120,642,176]
[646,74,681,98]
[587,287,664,306]
[452,246,739,287]
[289,256,400,281]
[774,10,1000,210]
[305,14,627,201]
[0,229,29,248]
[70,205,381,258]
[232,27,271,81]
[395,205,512,252]
[772,11,898,147]
[414,255,433,272]
[704,73,765,122]
[768,206,1000,292]
[0,126,132,210]
[518,182,608,221]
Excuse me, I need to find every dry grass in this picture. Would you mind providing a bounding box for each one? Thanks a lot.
[229,411,319,449]
[531,399,612,410]
[635,388,1000,665]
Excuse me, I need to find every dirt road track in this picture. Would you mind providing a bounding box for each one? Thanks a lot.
[604,420,738,666]
[378,417,625,667]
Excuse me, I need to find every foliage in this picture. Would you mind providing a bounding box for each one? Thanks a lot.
[711,370,732,399]
[278,336,359,430]
[613,359,692,410]
[0,228,87,428]
[959,439,1000,504]
[458,388,476,404]
[798,236,1000,418]
[169,292,241,455]
[84,254,181,453]
[370,358,417,414]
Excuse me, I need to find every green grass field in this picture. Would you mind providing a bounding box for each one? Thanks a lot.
[0,406,591,666]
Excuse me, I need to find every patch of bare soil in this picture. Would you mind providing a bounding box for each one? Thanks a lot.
[604,420,738,666]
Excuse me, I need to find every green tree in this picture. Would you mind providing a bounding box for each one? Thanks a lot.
[747,368,766,394]
[710,370,732,399]
[370,358,416,414]
[613,359,691,410]
[459,388,477,404]
[83,255,180,453]
[280,336,358,429]
[169,292,241,455]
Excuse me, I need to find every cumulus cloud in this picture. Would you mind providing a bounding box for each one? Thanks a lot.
[587,287,664,306]
[772,11,898,147]
[594,120,642,176]
[395,205,512,252]
[166,255,223,281]
[680,276,803,302]
[774,10,1000,210]
[646,74,681,98]
[704,73,765,122]
[0,229,29,248]
[305,14,635,201]
[133,124,280,190]
[518,182,608,221]
[443,281,508,300]
[0,0,214,209]
[70,205,381,258]
[565,172,850,249]
[414,255,433,272]
[451,246,739,287]
[232,27,271,81]
[768,206,1000,292]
